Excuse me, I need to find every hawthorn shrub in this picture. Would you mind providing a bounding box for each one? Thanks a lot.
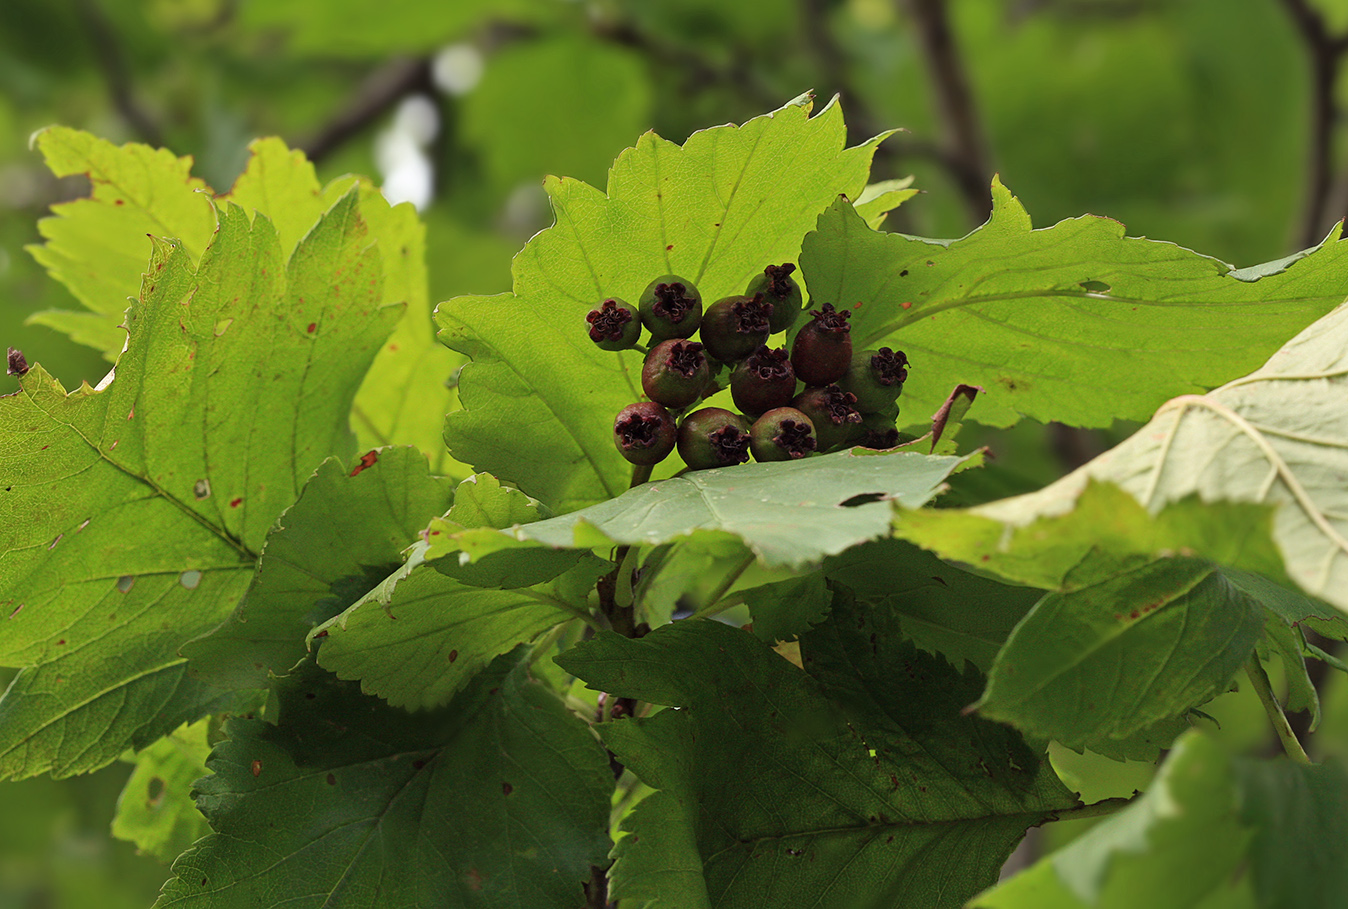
[4,97,1348,908]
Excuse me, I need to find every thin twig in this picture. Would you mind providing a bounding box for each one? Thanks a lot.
[900,0,994,223]
[75,0,165,146]
[297,57,435,164]
[1246,654,1313,764]
[1277,0,1348,247]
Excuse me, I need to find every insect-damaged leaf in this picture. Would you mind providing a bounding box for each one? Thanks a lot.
[155,652,612,908]
[0,192,397,779]
[558,592,1077,908]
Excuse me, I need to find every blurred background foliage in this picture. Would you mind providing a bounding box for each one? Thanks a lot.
[4,0,1348,904]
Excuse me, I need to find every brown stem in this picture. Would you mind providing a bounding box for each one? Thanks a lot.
[900,0,994,224]
[1277,0,1348,247]
[75,0,165,147]
[297,58,435,164]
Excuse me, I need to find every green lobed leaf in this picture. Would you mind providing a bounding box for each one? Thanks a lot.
[495,448,974,570]
[976,732,1348,908]
[27,127,216,320]
[558,595,1077,909]
[800,182,1348,430]
[27,131,462,472]
[902,299,1348,618]
[183,447,456,690]
[111,719,213,863]
[154,652,612,908]
[0,193,397,779]
[821,538,1043,672]
[437,96,890,513]
[976,558,1263,755]
[972,732,1254,909]
[311,541,602,710]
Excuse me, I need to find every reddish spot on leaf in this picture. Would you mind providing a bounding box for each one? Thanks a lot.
[412,759,426,770]
[666,244,674,251]
[126,407,135,420]
[350,450,379,477]
[56,639,65,646]
[8,603,22,619]
[901,301,912,310]
[853,302,863,309]
[313,629,328,639]
[201,878,207,886]
[502,782,513,796]
[307,323,316,333]
[230,497,243,508]
[448,649,458,663]
[1130,609,1140,619]
[251,760,262,777]
[466,870,484,891]
[114,199,124,206]
[326,773,336,785]
[388,344,399,352]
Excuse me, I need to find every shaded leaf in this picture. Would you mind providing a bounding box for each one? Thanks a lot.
[976,558,1262,755]
[801,183,1348,429]
[976,732,1348,909]
[312,543,599,710]
[184,448,456,690]
[558,599,1076,909]
[821,538,1042,672]
[972,732,1253,909]
[154,653,612,908]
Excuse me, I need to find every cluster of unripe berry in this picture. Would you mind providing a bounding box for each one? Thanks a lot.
[586,263,909,471]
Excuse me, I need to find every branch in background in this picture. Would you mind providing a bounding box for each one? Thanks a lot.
[1277,0,1348,248]
[900,0,994,224]
[297,57,434,164]
[75,0,165,147]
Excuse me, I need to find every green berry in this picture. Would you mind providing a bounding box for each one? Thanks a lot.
[642,340,711,409]
[790,303,852,386]
[792,384,862,452]
[730,346,796,417]
[746,263,804,334]
[613,402,677,466]
[749,407,817,462]
[677,407,751,470]
[700,293,772,363]
[838,347,908,413]
[585,298,642,351]
[639,275,702,342]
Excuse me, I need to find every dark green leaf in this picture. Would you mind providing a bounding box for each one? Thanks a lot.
[184,448,456,689]
[558,596,1076,908]
[155,653,612,908]
[977,558,1262,756]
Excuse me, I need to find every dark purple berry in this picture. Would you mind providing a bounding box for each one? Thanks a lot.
[700,293,773,363]
[642,340,711,409]
[677,407,751,470]
[746,263,804,334]
[639,275,702,342]
[750,407,817,462]
[614,402,677,466]
[839,347,908,413]
[790,303,852,386]
[730,346,796,416]
[585,298,642,351]
[792,385,862,452]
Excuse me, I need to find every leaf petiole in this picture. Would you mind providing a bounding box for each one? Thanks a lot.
[1245,654,1312,764]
